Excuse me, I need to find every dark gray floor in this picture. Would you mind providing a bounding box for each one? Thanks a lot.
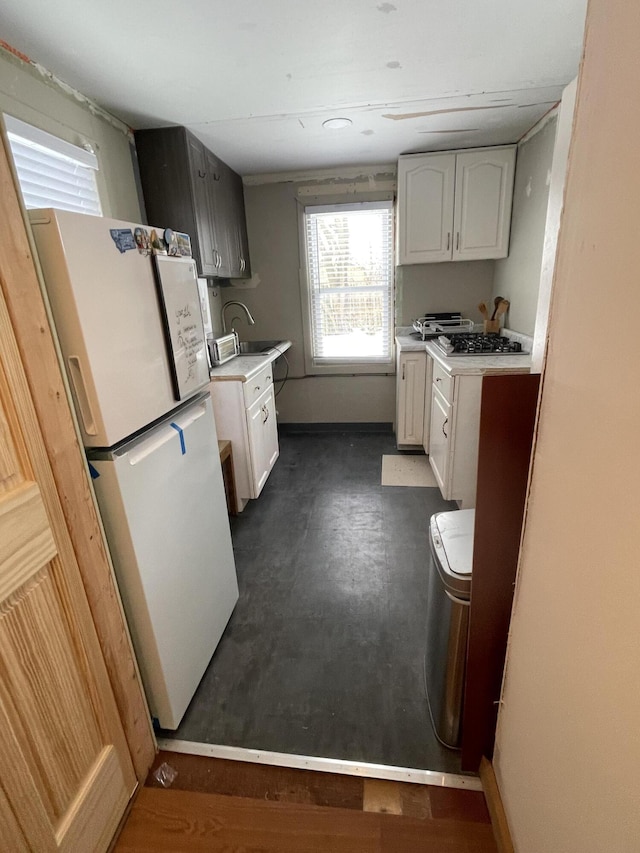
[161,430,463,773]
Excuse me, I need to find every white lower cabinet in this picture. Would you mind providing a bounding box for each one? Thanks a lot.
[210,366,279,510]
[428,386,451,491]
[396,350,427,448]
[246,385,279,496]
[428,364,483,508]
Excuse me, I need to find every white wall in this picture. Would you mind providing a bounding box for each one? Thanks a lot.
[395,261,494,326]
[494,2,640,850]
[531,80,577,373]
[492,116,557,335]
[0,47,141,222]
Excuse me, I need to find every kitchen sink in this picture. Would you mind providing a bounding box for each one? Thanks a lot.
[238,340,284,354]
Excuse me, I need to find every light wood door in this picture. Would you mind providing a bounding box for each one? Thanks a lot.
[396,352,426,446]
[452,147,515,260]
[0,278,136,847]
[397,154,456,263]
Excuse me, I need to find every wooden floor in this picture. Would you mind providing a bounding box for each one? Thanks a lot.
[114,751,497,852]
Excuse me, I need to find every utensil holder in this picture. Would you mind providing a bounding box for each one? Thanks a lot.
[484,319,501,334]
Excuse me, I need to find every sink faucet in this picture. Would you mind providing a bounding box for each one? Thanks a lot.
[221,301,256,334]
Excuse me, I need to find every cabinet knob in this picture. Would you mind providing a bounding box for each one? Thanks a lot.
[442,417,448,439]
[198,170,206,179]
[436,376,441,382]
[254,385,261,392]
[456,232,460,251]
[402,364,405,380]
[446,232,451,251]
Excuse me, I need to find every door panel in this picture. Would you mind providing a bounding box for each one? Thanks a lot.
[0,783,29,852]
[429,387,451,495]
[247,386,279,498]
[398,154,455,263]
[187,135,217,276]
[397,353,426,445]
[453,148,515,260]
[0,274,135,848]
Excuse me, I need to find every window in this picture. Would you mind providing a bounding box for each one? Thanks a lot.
[302,200,394,373]
[4,114,102,216]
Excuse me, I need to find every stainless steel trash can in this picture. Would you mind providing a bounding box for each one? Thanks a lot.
[425,509,475,748]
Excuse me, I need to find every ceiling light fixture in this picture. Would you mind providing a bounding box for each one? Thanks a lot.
[322,118,352,130]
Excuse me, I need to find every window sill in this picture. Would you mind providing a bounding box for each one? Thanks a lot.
[304,358,394,376]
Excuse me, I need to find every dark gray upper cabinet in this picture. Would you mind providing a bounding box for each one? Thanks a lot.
[134,126,251,279]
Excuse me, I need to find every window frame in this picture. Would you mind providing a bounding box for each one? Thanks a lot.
[299,197,395,376]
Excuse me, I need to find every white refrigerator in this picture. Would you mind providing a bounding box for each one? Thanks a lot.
[30,209,238,730]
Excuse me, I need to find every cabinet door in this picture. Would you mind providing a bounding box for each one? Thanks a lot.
[422,355,433,454]
[429,386,452,496]
[228,169,252,279]
[452,147,515,260]
[397,154,455,264]
[246,385,279,498]
[396,351,426,446]
[203,149,232,278]
[187,136,218,276]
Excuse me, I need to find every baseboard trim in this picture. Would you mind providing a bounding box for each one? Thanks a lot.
[479,757,515,853]
[278,422,393,434]
[157,738,483,791]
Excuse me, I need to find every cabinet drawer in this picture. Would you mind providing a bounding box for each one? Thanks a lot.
[243,363,274,408]
[432,361,454,402]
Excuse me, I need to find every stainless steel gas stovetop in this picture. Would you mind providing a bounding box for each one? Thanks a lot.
[434,332,527,356]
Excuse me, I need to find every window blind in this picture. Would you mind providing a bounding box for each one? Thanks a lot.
[5,114,103,216]
[304,201,394,364]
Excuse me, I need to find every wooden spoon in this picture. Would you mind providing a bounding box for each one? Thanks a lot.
[478,301,489,319]
[494,299,510,319]
[491,296,504,320]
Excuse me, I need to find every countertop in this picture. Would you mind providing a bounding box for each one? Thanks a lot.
[395,327,532,376]
[425,341,531,375]
[208,340,292,382]
[395,332,432,352]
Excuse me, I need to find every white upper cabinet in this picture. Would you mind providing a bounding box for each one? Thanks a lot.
[452,148,516,260]
[397,154,456,263]
[397,146,516,264]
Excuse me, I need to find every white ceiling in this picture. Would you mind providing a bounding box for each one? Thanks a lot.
[0,0,587,176]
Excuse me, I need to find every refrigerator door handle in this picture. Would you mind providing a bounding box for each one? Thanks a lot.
[67,355,98,435]
[124,399,210,466]
[171,400,207,431]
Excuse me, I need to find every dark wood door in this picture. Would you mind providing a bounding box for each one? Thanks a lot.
[460,373,540,771]
[202,148,231,277]
[226,168,251,278]
[187,135,217,276]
